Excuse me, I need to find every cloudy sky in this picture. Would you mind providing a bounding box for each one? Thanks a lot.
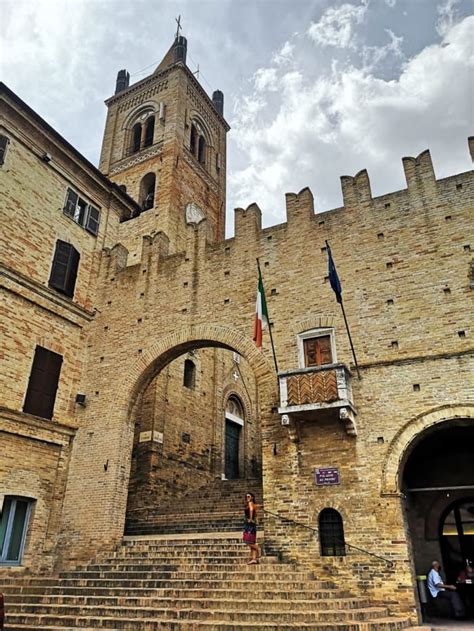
[1,0,473,233]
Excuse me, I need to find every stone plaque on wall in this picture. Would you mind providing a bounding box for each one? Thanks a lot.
[139,431,164,444]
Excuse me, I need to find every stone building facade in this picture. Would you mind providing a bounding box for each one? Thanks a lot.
[1,35,473,620]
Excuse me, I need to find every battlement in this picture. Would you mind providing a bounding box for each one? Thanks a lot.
[106,140,472,271]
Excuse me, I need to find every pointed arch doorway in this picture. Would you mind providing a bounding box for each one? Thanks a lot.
[224,396,244,480]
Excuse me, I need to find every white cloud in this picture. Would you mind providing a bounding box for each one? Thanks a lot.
[307,2,368,49]
[230,16,473,225]
[254,68,279,92]
[436,0,461,36]
[384,0,397,7]
[273,40,295,65]
[361,29,404,71]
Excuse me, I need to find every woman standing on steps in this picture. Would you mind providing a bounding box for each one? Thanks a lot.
[243,492,261,564]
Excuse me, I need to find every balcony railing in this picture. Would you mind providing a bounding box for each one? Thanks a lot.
[278,363,357,436]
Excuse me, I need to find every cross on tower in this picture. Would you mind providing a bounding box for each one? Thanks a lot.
[175,15,182,39]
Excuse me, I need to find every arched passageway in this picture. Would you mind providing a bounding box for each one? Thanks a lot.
[122,329,276,536]
[401,420,474,590]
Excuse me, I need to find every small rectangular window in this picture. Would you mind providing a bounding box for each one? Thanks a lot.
[63,188,100,235]
[23,346,63,419]
[304,335,332,367]
[0,496,34,565]
[0,135,10,166]
[49,240,80,298]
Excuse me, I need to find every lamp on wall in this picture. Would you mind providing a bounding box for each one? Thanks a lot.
[75,393,86,407]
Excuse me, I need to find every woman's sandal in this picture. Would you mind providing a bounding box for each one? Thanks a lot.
[247,559,258,565]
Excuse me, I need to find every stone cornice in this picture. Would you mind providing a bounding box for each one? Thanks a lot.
[0,406,78,446]
[109,141,164,176]
[0,263,95,327]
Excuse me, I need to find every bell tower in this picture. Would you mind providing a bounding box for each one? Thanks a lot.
[99,35,229,252]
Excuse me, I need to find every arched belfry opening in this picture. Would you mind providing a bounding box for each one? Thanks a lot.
[124,341,264,536]
[401,420,474,588]
[139,172,156,210]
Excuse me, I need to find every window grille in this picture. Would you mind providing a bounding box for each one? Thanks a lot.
[319,508,346,556]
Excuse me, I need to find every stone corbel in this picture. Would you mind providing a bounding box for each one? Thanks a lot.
[339,407,357,436]
[281,414,300,443]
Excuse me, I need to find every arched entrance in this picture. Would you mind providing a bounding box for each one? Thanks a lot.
[400,420,474,587]
[121,326,276,536]
[224,395,245,479]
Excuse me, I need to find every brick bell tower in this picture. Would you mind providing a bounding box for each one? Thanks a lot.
[99,35,229,252]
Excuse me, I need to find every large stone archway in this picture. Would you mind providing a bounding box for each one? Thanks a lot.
[124,324,277,416]
[381,404,474,496]
[59,325,278,562]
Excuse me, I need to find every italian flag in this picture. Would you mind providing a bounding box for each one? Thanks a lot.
[253,270,269,348]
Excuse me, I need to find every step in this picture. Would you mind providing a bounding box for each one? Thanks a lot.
[5,594,373,611]
[1,586,354,599]
[4,603,391,622]
[3,613,413,630]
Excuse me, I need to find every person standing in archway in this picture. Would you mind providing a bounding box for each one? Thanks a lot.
[427,560,466,619]
[243,492,261,564]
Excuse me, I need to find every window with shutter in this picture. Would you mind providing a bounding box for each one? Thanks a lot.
[63,188,78,218]
[23,346,63,420]
[49,240,80,298]
[0,135,10,166]
[62,188,100,236]
[85,206,100,235]
[304,335,332,367]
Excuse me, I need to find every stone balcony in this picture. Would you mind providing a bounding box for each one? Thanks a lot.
[278,363,357,436]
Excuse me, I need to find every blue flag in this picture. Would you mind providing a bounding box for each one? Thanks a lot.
[326,241,342,304]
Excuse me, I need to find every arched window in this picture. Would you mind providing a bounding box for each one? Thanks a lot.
[190,124,197,156]
[132,123,142,153]
[183,359,196,389]
[318,508,346,556]
[144,116,155,147]
[139,173,156,211]
[198,135,206,165]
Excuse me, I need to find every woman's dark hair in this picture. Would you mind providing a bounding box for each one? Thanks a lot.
[245,492,256,503]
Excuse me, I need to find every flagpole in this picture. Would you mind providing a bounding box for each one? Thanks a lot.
[325,241,361,380]
[339,300,361,380]
[256,258,279,375]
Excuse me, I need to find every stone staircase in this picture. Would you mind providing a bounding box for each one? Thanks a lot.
[125,477,262,536]
[1,533,416,630]
[0,479,419,629]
